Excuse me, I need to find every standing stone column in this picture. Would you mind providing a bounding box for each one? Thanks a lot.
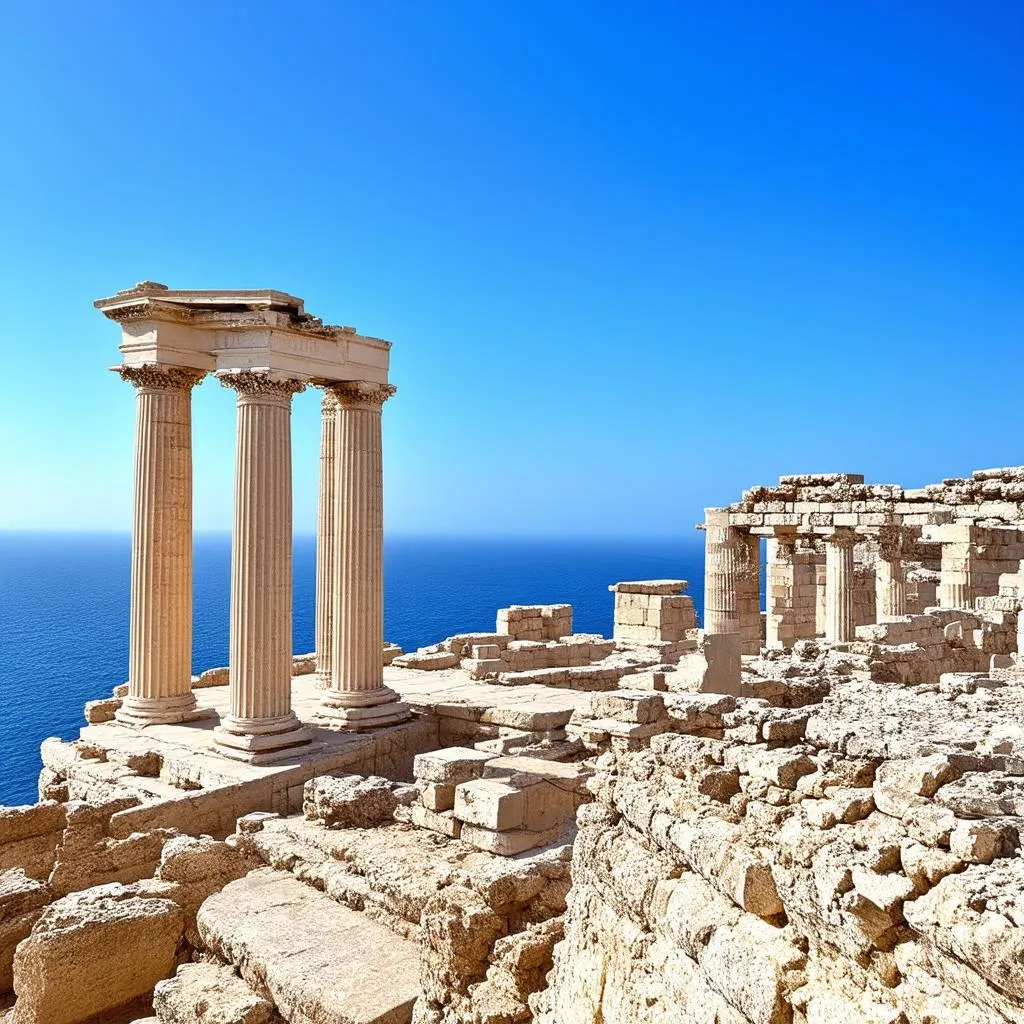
[876,524,906,620]
[825,528,857,642]
[115,365,204,727]
[766,532,796,649]
[704,511,741,635]
[736,531,762,654]
[814,559,828,636]
[213,372,311,761]
[938,524,976,609]
[319,382,410,728]
[314,390,339,688]
[702,510,742,694]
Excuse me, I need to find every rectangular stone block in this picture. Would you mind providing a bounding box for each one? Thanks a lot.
[609,580,687,595]
[459,821,568,856]
[421,783,456,812]
[413,747,492,786]
[410,804,462,838]
[454,778,526,831]
[521,781,577,832]
[591,691,666,725]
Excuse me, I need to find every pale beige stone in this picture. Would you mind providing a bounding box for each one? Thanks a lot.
[213,372,311,762]
[198,869,420,1024]
[314,390,339,690]
[115,365,203,727]
[0,869,50,995]
[414,747,492,786]
[319,383,410,730]
[153,962,278,1024]
[454,778,527,832]
[825,528,856,643]
[12,884,184,1024]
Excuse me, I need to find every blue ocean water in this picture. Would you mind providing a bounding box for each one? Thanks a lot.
[0,533,705,807]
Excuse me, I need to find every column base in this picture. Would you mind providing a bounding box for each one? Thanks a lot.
[212,712,313,764]
[316,685,412,730]
[114,693,199,728]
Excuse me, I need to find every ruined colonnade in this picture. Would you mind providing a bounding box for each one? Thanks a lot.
[703,514,915,659]
[97,283,408,763]
[701,471,1024,686]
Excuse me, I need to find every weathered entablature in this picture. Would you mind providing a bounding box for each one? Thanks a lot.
[731,467,1024,529]
[700,468,1024,674]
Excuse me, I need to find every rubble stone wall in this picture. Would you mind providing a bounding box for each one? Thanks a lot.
[539,680,1024,1024]
[853,608,1017,684]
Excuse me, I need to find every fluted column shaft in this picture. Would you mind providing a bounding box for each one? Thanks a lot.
[825,528,857,642]
[314,391,339,687]
[319,382,409,728]
[876,524,906,619]
[116,365,203,727]
[938,525,977,609]
[877,558,906,618]
[704,513,741,635]
[213,372,311,760]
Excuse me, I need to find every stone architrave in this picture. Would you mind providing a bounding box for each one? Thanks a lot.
[115,365,204,727]
[213,371,312,761]
[825,528,857,643]
[318,381,410,729]
[876,523,906,620]
[314,390,339,689]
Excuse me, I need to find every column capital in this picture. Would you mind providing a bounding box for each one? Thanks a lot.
[826,527,857,549]
[217,370,306,403]
[770,527,798,552]
[114,364,205,391]
[324,381,397,409]
[877,523,904,561]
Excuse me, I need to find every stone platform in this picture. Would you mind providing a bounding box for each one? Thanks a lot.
[43,667,593,840]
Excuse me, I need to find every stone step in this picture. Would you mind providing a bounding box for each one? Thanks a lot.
[197,868,420,1024]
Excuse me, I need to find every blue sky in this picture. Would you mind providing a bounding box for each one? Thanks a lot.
[0,2,1021,536]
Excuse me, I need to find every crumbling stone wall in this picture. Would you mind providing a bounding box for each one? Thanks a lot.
[852,608,1017,684]
[538,679,1024,1024]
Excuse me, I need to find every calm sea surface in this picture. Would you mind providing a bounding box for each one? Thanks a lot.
[0,533,705,806]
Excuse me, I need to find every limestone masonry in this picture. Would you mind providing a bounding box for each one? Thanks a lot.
[5,286,1024,1023]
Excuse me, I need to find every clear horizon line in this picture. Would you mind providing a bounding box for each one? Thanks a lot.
[0,528,702,542]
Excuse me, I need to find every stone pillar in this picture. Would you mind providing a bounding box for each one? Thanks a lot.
[115,365,204,727]
[702,510,742,694]
[314,390,339,688]
[704,511,741,635]
[213,372,311,761]
[766,533,796,649]
[814,560,827,635]
[876,525,906,620]
[736,531,762,655]
[791,540,821,642]
[319,382,410,728]
[825,528,857,643]
[938,524,976,609]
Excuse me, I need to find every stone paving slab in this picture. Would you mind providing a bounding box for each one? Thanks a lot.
[198,868,419,1024]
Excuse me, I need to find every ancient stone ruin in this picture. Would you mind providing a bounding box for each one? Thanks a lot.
[4,284,1024,1024]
